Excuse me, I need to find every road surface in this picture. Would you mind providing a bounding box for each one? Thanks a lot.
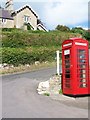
[2,68,88,118]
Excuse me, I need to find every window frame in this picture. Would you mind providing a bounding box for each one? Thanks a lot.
[24,15,30,23]
[2,18,7,24]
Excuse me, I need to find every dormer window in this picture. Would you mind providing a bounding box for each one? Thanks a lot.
[24,15,29,22]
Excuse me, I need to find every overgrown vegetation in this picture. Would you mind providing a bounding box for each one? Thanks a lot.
[2,29,80,47]
[2,47,57,66]
[1,27,89,66]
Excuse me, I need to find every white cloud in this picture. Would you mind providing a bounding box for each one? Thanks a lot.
[1,0,89,3]
[1,0,89,29]
[42,0,88,29]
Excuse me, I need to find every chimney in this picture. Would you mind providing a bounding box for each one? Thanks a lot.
[5,0,14,13]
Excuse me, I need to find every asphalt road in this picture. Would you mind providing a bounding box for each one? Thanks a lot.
[2,68,88,118]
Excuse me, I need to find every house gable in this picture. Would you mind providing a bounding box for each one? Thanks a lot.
[12,4,38,18]
[12,5,38,30]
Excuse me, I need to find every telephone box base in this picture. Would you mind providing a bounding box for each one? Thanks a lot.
[63,93,90,98]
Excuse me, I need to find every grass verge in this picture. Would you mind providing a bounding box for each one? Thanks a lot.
[0,62,56,75]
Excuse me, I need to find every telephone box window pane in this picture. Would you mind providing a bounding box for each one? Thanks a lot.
[80,83,87,88]
[66,79,70,83]
[79,55,85,59]
[80,70,86,74]
[80,79,86,82]
[65,59,70,63]
[79,65,86,68]
[80,74,86,78]
[65,55,70,59]
[65,65,70,68]
[78,49,86,54]
[65,84,70,88]
[79,54,86,59]
[65,74,70,78]
[65,69,70,74]
[77,49,86,59]
[79,59,86,63]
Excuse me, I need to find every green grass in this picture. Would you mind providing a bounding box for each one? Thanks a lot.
[0,62,56,75]
[43,92,50,96]
[59,89,62,94]
[2,30,81,48]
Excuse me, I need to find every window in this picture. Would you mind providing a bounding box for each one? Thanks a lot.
[2,18,7,24]
[24,16,29,22]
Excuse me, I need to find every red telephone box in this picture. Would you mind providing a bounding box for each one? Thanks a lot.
[89,49,90,94]
[62,38,89,96]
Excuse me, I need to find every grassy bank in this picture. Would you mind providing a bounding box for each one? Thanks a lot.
[1,29,81,66]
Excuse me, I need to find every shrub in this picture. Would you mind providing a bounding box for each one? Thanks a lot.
[2,28,21,32]
[43,92,50,96]
[2,30,80,48]
[83,31,90,41]
[71,27,85,35]
[2,47,58,66]
[55,25,70,32]
[59,89,62,94]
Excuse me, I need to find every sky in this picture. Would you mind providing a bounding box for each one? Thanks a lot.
[0,0,90,30]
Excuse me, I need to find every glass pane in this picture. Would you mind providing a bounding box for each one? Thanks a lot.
[65,84,70,88]
[65,55,70,59]
[80,83,87,88]
[65,74,70,78]
[65,59,70,63]
[65,65,70,68]
[66,79,70,83]
[78,49,86,54]
[77,49,86,58]
[80,79,86,82]
[79,59,86,63]
[80,74,86,78]
[80,70,86,74]
[65,69,70,74]
[79,65,86,68]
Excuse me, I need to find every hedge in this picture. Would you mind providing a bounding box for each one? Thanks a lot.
[2,47,59,66]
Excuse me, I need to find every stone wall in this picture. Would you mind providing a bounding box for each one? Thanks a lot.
[14,7,37,30]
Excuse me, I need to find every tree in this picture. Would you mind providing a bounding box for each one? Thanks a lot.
[55,25,70,32]
[83,31,90,41]
[71,27,85,35]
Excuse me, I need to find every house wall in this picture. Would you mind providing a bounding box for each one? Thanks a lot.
[0,18,14,28]
[14,7,37,30]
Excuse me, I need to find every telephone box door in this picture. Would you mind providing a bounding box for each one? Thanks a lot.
[62,48,72,94]
[76,48,89,94]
